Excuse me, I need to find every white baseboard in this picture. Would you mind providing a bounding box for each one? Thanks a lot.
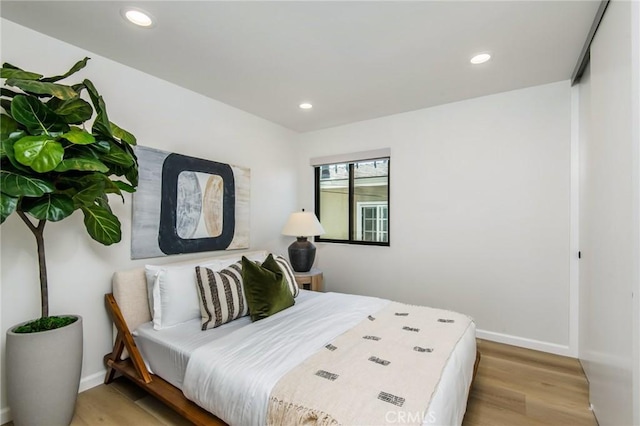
[1,406,11,426]
[0,368,106,425]
[79,369,106,393]
[476,328,573,357]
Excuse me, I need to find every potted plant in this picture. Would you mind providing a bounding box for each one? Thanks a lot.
[1,58,138,425]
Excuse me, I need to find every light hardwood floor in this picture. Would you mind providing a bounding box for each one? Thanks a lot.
[464,340,596,426]
[3,339,596,426]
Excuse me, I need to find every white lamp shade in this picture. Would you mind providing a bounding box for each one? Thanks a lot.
[282,211,325,237]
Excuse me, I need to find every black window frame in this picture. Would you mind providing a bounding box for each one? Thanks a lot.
[314,158,390,246]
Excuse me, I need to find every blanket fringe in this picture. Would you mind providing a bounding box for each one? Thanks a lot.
[268,397,339,426]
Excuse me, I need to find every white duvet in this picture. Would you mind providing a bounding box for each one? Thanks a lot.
[181,291,477,426]
[183,292,390,426]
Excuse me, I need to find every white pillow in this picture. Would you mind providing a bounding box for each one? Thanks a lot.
[145,260,220,330]
[143,252,268,330]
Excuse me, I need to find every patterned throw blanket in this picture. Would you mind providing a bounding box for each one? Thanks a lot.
[267,302,473,426]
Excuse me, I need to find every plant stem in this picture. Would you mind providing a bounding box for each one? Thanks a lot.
[17,211,48,318]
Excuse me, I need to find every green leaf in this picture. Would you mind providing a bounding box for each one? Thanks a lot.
[122,142,138,170]
[111,163,139,187]
[72,183,104,207]
[54,157,108,172]
[14,135,64,172]
[72,145,99,160]
[91,140,111,153]
[72,173,124,201]
[71,83,85,95]
[0,192,18,223]
[2,133,31,172]
[11,95,69,135]
[40,57,90,83]
[55,175,96,194]
[103,181,124,201]
[82,79,112,137]
[1,114,19,140]
[113,180,136,193]
[0,67,42,80]
[127,167,139,188]
[1,98,12,114]
[93,102,111,136]
[110,122,136,145]
[81,204,121,245]
[0,170,54,197]
[75,172,107,186]
[51,98,93,124]
[1,88,21,98]
[5,79,78,100]
[61,127,95,145]
[101,141,134,167]
[95,193,113,213]
[22,194,75,222]
[78,142,110,165]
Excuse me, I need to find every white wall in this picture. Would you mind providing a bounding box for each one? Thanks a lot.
[297,81,573,354]
[577,0,640,424]
[0,19,298,422]
[634,4,640,424]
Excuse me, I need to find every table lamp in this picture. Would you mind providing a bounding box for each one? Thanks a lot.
[281,209,325,272]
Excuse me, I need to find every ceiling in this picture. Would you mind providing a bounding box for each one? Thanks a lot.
[1,1,600,133]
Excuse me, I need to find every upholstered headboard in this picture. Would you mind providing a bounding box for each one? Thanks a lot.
[111,250,269,337]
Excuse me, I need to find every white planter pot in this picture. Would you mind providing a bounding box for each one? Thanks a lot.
[6,315,83,426]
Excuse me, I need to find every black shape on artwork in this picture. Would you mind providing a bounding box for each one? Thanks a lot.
[159,153,235,254]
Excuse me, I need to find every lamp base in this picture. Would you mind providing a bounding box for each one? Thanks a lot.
[288,237,316,272]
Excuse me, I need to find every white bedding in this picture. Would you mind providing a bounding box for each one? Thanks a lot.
[133,290,319,388]
[134,290,476,426]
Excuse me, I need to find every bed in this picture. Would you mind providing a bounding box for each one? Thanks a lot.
[104,250,479,426]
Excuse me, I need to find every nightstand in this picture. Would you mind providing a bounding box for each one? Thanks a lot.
[293,269,323,292]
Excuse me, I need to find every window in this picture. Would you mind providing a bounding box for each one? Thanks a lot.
[315,157,389,246]
[357,202,388,243]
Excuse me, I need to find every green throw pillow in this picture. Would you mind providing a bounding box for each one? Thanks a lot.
[241,254,295,321]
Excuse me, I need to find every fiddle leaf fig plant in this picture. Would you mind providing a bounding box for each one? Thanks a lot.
[1,58,138,329]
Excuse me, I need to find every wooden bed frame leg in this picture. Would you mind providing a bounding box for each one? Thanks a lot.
[472,349,482,383]
[105,333,125,384]
[104,293,152,384]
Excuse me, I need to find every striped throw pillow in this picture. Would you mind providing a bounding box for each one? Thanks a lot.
[194,262,248,330]
[274,255,299,298]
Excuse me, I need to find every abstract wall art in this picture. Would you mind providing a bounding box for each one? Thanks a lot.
[131,146,250,259]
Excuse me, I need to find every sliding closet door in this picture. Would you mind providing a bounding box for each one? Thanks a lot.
[578,0,639,424]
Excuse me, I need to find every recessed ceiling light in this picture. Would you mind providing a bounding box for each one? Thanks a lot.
[122,8,155,28]
[299,103,313,110]
[470,53,491,65]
